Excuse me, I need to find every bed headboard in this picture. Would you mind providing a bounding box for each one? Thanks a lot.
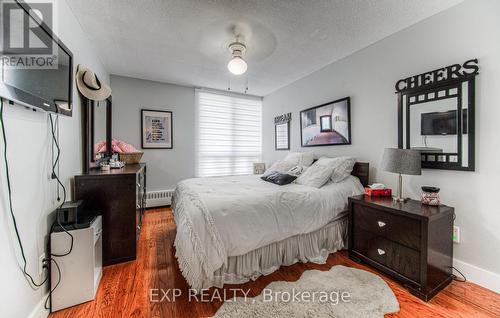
[352,162,369,187]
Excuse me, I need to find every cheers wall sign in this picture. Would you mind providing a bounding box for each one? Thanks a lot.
[395,58,479,92]
[274,112,291,124]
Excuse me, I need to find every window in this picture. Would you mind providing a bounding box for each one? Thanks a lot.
[196,90,262,177]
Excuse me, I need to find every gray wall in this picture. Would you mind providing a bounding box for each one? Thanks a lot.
[0,1,109,317]
[110,75,196,190]
[263,0,500,292]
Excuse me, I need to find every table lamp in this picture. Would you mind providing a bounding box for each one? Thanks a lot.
[381,148,421,202]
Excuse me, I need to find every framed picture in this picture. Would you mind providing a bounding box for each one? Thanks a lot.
[141,109,173,149]
[275,122,290,150]
[274,112,291,150]
[253,162,266,174]
[300,97,351,147]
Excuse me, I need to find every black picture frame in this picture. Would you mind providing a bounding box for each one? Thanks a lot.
[300,97,351,147]
[275,122,290,150]
[141,109,173,149]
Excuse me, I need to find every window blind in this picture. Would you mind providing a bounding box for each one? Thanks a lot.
[196,90,262,177]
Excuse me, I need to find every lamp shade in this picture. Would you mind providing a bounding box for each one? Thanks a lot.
[381,148,421,175]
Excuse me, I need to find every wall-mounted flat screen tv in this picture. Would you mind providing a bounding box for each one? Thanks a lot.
[0,1,73,116]
[421,110,467,136]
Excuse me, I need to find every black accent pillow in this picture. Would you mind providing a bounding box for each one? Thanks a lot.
[261,171,297,185]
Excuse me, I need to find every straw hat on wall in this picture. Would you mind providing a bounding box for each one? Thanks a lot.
[75,64,111,101]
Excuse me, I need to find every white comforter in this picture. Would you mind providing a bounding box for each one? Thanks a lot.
[172,175,364,290]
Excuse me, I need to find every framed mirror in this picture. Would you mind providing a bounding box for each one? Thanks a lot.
[398,78,475,171]
[83,96,112,172]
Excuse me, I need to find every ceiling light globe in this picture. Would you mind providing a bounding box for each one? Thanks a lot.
[227,57,247,75]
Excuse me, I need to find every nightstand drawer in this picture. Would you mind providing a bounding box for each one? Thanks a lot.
[353,203,421,251]
[348,195,454,301]
[353,228,421,283]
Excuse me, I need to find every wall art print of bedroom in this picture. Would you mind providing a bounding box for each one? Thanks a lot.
[300,97,351,147]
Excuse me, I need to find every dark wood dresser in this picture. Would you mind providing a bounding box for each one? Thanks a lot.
[75,163,146,266]
[348,195,454,301]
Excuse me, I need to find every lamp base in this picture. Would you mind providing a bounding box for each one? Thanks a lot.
[393,196,408,203]
[393,173,408,203]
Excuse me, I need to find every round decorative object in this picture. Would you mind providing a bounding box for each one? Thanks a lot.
[421,186,440,206]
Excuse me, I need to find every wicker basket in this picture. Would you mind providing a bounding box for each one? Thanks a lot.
[119,152,144,164]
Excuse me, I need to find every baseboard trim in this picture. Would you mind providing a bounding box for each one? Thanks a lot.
[28,294,49,318]
[454,258,500,294]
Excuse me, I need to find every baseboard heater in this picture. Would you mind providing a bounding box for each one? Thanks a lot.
[145,189,174,208]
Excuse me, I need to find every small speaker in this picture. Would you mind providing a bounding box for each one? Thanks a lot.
[56,200,83,225]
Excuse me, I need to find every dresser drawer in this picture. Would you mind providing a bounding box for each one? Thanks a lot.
[353,203,421,251]
[353,228,421,283]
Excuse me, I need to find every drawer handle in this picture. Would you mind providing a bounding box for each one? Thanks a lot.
[377,221,386,228]
[377,248,386,256]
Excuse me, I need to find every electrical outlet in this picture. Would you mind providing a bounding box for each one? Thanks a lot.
[453,226,460,243]
[38,254,47,276]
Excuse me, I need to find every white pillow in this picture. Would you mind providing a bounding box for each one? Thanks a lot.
[287,165,305,176]
[284,152,314,167]
[295,162,335,188]
[316,156,356,183]
[264,160,297,176]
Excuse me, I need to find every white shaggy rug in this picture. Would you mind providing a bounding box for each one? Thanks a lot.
[214,265,399,318]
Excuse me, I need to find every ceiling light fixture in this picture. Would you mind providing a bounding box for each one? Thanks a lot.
[227,41,247,75]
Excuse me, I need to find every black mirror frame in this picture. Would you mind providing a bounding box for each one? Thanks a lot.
[397,77,476,171]
[82,96,112,173]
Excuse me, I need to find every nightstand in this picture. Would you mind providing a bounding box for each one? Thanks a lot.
[348,194,454,301]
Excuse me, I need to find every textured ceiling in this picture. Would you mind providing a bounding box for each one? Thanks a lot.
[66,0,463,96]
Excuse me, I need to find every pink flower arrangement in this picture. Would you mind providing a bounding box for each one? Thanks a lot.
[94,139,140,154]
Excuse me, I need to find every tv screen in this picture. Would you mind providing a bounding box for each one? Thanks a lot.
[0,1,73,116]
[421,110,467,135]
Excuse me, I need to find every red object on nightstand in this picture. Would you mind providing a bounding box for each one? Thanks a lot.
[364,187,392,197]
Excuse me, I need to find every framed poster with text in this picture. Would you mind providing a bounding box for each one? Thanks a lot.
[141,109,173,149]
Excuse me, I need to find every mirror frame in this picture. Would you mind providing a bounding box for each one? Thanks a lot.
[82,96,112,173]
[397,77,476,171]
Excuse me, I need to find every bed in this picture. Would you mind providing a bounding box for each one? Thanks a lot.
[172,162,369,290]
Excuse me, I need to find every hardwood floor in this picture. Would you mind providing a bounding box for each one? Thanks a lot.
[50,208,500,318]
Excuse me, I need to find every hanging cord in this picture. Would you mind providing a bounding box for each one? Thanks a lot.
[45,113,76,311]
[0,98,48,287]
[48,113,73,256]
[44,257,61,310]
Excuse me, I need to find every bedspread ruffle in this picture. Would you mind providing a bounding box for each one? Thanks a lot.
[172,182,227,290]
[212,216,347,287]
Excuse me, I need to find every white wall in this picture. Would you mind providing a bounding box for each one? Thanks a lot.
[0,1,109,317]
[263,0,500,292]
[110,75,196,190]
